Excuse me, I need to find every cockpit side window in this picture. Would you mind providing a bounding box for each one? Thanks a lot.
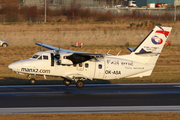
[43,55,48,60]
[38,56,42,60]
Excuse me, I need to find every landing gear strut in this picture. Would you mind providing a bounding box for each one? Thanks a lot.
[76,80,84,89]
[29,78,36,85]
[63,79,71,86]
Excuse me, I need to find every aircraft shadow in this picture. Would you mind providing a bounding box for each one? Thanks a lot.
[0,77,111,85]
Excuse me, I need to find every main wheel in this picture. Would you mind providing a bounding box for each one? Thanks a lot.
[63,79,71,86]
[76,80,84,89]
[29,78,36,85]
[2,43,7,47]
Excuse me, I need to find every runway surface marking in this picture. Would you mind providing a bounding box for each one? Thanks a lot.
[0,106,180,114]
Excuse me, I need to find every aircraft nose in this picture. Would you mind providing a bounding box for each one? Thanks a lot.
[8,63,16,70]
[8,62,21,71]
[8,59,31,72]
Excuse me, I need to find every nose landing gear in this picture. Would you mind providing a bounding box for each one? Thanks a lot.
[27,75,36,85]
[29,78,36,85]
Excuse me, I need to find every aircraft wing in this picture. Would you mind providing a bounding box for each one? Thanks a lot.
[35,43,104,63]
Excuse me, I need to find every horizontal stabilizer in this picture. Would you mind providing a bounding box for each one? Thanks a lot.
[127,47,135,52]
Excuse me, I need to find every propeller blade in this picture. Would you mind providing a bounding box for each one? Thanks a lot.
[54,45,61,60]
[58,45,60,53]
[40,41,42,51]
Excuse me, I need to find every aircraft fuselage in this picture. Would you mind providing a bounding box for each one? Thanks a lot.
[9,51,154,81]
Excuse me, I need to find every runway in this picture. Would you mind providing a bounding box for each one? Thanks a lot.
[0,83,180,114]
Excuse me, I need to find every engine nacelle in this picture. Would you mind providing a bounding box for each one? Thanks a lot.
[59,53,74,65]
[60,59,73,65]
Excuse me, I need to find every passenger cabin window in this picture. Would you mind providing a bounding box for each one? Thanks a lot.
[98,64,102,69]
[43,55,48,60]
[85,63,89,68]
[79,63,83,67]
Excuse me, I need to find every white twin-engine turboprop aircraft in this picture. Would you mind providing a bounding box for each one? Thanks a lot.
[8,26,172,88]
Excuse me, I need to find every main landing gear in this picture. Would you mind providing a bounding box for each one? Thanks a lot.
[74,77,85,88]
[76,80,84,88]
[63,79,71,86]
[63,78,84,89]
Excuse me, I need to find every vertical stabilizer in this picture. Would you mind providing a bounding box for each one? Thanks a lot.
[134,26,172,54]
[125,26,172,78]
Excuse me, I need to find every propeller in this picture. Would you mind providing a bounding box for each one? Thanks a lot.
[54,45,61,60]
[40,41,43,51]
[54,45,61,65]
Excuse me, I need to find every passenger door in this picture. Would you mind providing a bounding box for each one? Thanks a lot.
[94,60,105,79]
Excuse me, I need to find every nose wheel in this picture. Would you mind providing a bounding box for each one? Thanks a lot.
[29,78,36,85]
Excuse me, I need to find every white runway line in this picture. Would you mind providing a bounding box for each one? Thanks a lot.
[0,83,180,88]
[0,106,180,114]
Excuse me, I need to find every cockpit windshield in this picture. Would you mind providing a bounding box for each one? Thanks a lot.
[31,55,39,59]
[31,54,48,60]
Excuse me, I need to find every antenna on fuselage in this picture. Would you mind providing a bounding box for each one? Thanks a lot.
[106,50,111,55]
[117,50,121,56]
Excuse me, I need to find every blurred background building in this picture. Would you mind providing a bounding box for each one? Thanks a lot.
[135,0,175,7]
[21,0,178,8]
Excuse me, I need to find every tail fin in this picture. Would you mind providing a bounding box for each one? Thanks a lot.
[130,26,172,65]
[126,26,172,78]
[133,26,172,54]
